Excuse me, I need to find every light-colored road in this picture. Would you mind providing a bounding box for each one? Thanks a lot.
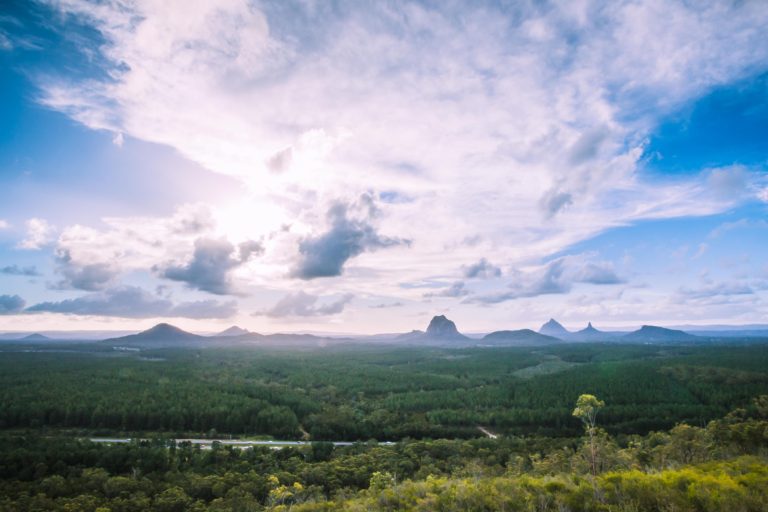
[476,426,498,439]
[89,437,394,448]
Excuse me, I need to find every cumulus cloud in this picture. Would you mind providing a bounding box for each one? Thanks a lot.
[27,286,236,318]
[17,218,55,250]
[256,291,353,317]
[54,248,118,291]
[0,220,9,230]
[0,265,40,277]
[49,204,221,290]
[0,294,25,315]
[462,258,502,279]
[161,237,263,295]
[469,255,623,304]
[293,197,410,279]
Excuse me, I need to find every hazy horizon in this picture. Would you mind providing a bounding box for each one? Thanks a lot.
[1,1,767,334]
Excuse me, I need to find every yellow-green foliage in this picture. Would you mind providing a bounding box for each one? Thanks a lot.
[289,457,768,512]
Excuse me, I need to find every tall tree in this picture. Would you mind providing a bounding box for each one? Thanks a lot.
[572,394,605,477]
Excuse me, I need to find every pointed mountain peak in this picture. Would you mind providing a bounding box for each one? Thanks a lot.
[539,318,570,336]
[425,315,465,339]
[577,322,601,334]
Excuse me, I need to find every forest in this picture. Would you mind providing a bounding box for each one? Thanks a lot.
[1,343,768,440]
[0,341,767,510]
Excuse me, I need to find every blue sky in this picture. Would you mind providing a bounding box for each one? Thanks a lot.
[0,0,767,334]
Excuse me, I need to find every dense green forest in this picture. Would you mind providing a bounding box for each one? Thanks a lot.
[1,342,768,510]
[0,396,766,511]
[1,343,768,440]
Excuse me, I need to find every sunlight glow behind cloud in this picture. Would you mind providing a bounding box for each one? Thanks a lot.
[0,0,766,331]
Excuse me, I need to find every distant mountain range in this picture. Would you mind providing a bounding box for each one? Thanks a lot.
[394,316,562,346]
[535,319,707,343]
[3,316,768,348]
[391,316,715,346]
[538,319,624,341]
[102,323,346,348]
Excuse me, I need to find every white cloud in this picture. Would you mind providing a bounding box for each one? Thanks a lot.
[159,237,263,295]
[0,220,9,230]
[49,204,220,289]
[17,218,55,250]
[30,0,768,314]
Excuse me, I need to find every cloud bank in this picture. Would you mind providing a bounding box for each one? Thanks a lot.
[470,254,624,304]
[27,286,236,319]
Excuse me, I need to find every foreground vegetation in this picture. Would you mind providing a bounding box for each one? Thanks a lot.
[0,397,766,511]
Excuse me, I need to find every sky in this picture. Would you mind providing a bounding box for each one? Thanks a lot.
[0,0,767,335]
